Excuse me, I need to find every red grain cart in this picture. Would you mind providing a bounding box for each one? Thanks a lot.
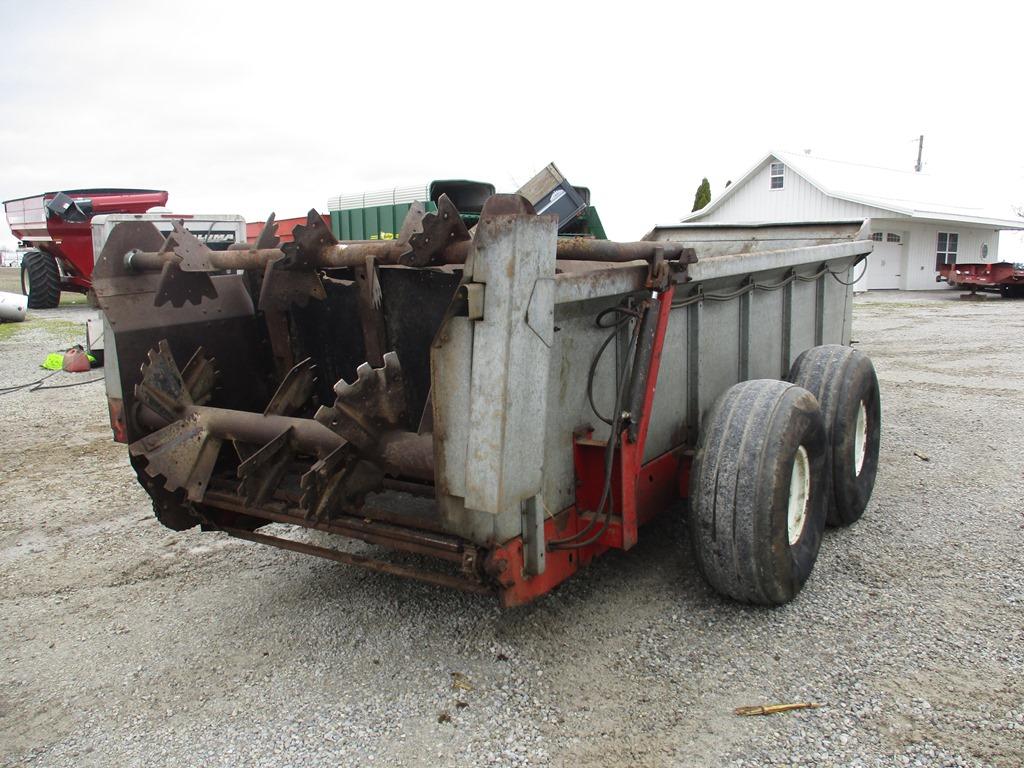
[4,188,168,308]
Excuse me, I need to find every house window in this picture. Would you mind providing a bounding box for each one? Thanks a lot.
[871,232,883,241]
[936,232,959,268]
[886,233,901,244]
[770,162,785,190]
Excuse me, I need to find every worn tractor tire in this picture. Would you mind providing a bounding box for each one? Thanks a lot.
[20,251,61,309]
[788,344,880,527]
[689,379,828,605]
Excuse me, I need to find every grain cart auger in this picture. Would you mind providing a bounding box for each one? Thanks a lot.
[95,197,881,607]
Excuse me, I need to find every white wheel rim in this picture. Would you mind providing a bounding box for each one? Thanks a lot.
[788,445,810,546]
[854,402,867,476]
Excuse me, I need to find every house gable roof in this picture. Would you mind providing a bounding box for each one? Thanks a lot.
[683,151,1024,230]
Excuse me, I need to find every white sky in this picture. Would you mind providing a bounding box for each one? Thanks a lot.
[2,0,1023,252]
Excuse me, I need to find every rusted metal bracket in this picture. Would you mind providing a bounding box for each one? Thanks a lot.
[645,246,669,291]
[399,194,471,267]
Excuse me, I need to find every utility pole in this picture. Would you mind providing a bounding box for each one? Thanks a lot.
[915,135,924,172]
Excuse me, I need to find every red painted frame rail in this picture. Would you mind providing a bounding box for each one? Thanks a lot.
[488,284,694,607]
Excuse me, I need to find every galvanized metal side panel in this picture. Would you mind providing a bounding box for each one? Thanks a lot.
[747,289,785,380]
[695,298,743,424]
[463,215,557,516]
[540,297,619,514]
[549,241,864,466]
[790,278,818,367]
[433,315,525,545]
[642,307,689,461]
[431,316,473,500]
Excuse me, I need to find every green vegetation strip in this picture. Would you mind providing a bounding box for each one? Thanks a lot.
[0,318,84,342]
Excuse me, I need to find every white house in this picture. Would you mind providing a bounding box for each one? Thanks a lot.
[674,151,1024,290]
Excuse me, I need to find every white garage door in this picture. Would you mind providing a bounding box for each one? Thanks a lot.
[865,232,903,290]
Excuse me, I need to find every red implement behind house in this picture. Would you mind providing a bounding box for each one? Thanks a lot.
[938,261,1024,298]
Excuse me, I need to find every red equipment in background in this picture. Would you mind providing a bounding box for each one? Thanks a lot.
[3,188,168,308]
[245,214,330,244]
[938,261,1024,298]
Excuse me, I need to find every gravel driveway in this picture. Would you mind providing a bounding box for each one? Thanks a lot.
[1,291,1022,767]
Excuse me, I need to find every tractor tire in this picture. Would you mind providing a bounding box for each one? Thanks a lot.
[689,379,828,605]
[788,345,880,527]
[20,251,61,309]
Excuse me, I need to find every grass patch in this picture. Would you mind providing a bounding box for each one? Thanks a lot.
[0,318,85,343]
[0,322,22,341]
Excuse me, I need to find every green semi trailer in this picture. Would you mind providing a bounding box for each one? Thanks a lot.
[328,163,607,242]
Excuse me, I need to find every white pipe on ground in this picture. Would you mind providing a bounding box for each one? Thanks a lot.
[0,291,27,322]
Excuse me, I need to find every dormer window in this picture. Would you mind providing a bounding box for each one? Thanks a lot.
[770,162,785,190]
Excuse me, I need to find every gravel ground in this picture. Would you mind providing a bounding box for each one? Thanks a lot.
[1,291,1022,767]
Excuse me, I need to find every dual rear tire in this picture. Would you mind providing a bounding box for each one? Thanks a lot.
[689,346,880,605]
[788,345,881,527]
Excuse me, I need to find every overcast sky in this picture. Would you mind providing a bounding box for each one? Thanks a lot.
[2,0,1022,252]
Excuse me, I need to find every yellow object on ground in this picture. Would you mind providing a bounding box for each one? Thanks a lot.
[41,351,96,370]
